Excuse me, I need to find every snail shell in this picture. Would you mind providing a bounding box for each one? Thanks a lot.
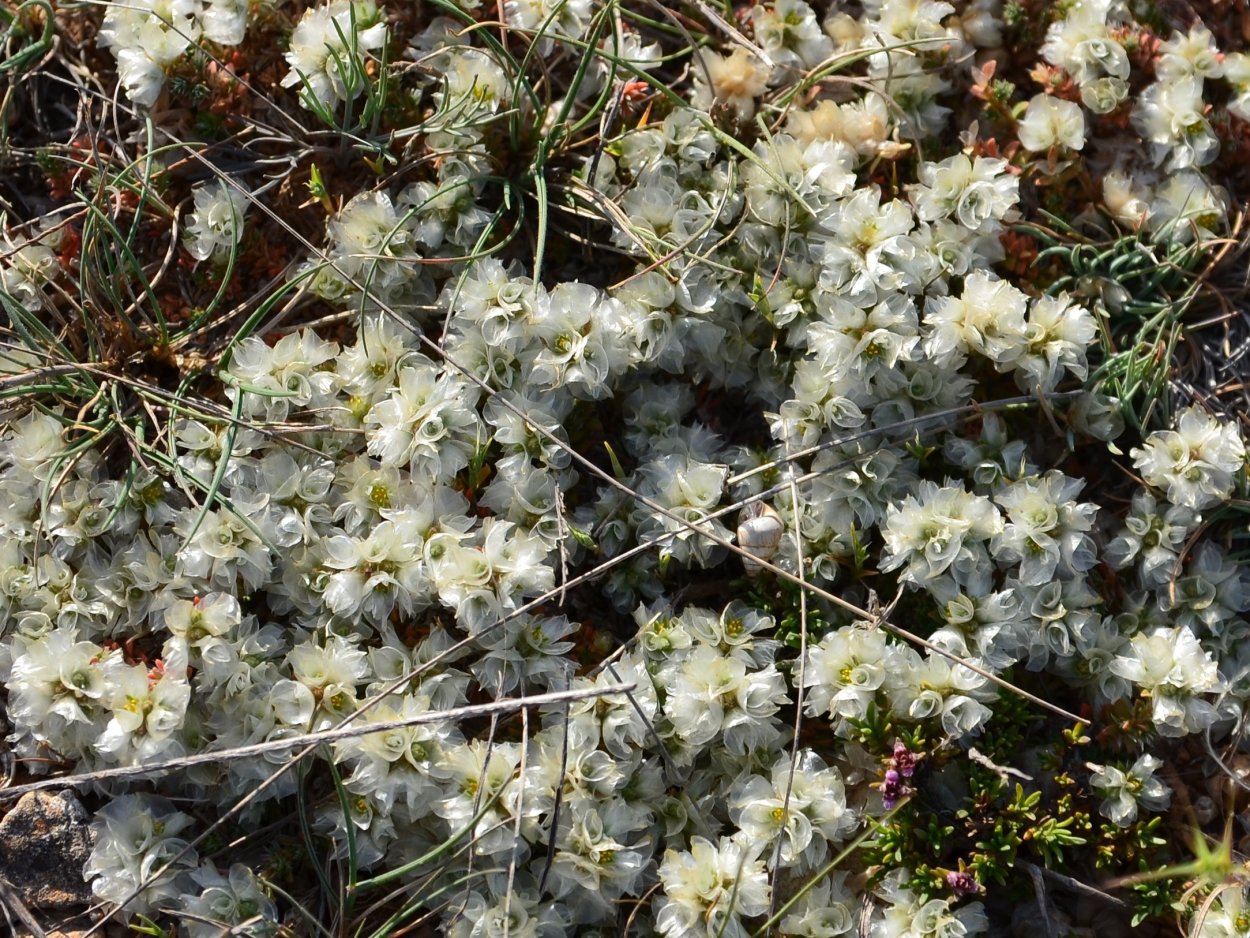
[737,501,783,576]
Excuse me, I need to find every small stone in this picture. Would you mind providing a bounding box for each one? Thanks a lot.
[0,791,96,909]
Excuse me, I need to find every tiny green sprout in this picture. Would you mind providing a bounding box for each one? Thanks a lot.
[603,441,628,480]
[307,163,332,212]
[1063,722,1091,746]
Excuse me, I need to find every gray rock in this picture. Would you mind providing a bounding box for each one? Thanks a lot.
[0,791,96,909]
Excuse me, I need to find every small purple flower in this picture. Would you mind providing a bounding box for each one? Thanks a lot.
[881,768,907,809]
[946,869,980,898]
[891,740,918,778]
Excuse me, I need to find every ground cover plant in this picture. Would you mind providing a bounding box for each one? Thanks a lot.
[1,0,1250,934]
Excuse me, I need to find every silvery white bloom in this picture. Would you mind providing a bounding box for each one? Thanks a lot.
[98,0,202,106]
[434,739,553,855]
[923,270,1029,371]
[1015,292,1096,392]
[751,0,832,70]
[632,453,731,567]
[728,750,856,869]
[281,0,387,111]
[909,154,1019,235]
[183,180,248,262]
[84,794,199,915]
[364,356,483,482]
[1110,625,1225,736]
[1088,754,1171,825]
[656,835,770,938]
[778,871,856,937]
[1017,94,1086,152]
[1132,76,1219,170]
[1157,542,1250,639]
[803,625,891,722]
[1226,52,1250,121]
[0,216,61,312]
[1104,489,1200,588]
[665,646,788,755]
[1039,0,1122,77]
[95,642,192,765]
[869,868,988,938]
[1155,25,1223,81]
[1186,887,1250,938]
[175,863,279,938]
[1148,170,1227,242]
[225,330,341,422]
[556,651,658,758]
[992,471,1098,586]
[692,47,773,123]
[879,481,1003,592]
[1131,405,1245,510]
[503,0,593,53]
[202,0,249,44]
[442,873,570,938]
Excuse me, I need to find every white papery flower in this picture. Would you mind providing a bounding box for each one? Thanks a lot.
[1110,625,1225,736]
[1149,170,1226,242]
[869,868,988,938]
[320,517,430,622]
[1105,489,1199,588]
[557,651,658,758]
[434,739,553,856]
[910,154,1019,234]
[657,835,770,938]
[176,863,279,938]
[99,0,202,105]
[364,357,483,482]
[880,482,1002,592]
[503,0,593,52]
[184,180,247,262]
[1089,754,1171,825]
[1155,25,1223,81]
[728,750,856,869]
[1131,405,1246,510]
[803,626,891,722]
[1187,887,1250,938]
[633,453,731,567]
[1017,94,1086,151]
[226,330,341,422]
[923,271,1029,370]
[1133,76,1219,170]
[84,794,199,915]
[202,0,249,44]
[992,471,1098,586]
[1226,52,1250,121]
[778,871,857,937]
[1014,293,1096,392]
[281,0,387,110]
[751,0,832,70]
[666,646,787,755]
[693,47,773,122]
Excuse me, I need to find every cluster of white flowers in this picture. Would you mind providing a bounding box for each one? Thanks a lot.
[183,180,248,263]
[1131,405,1246,510]
[11,0,1250,933]
[282,0,388,111]
[98,0,251,106]
[1039,0,1130,114]
[0,216,62,311]
[84,794,279,933]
